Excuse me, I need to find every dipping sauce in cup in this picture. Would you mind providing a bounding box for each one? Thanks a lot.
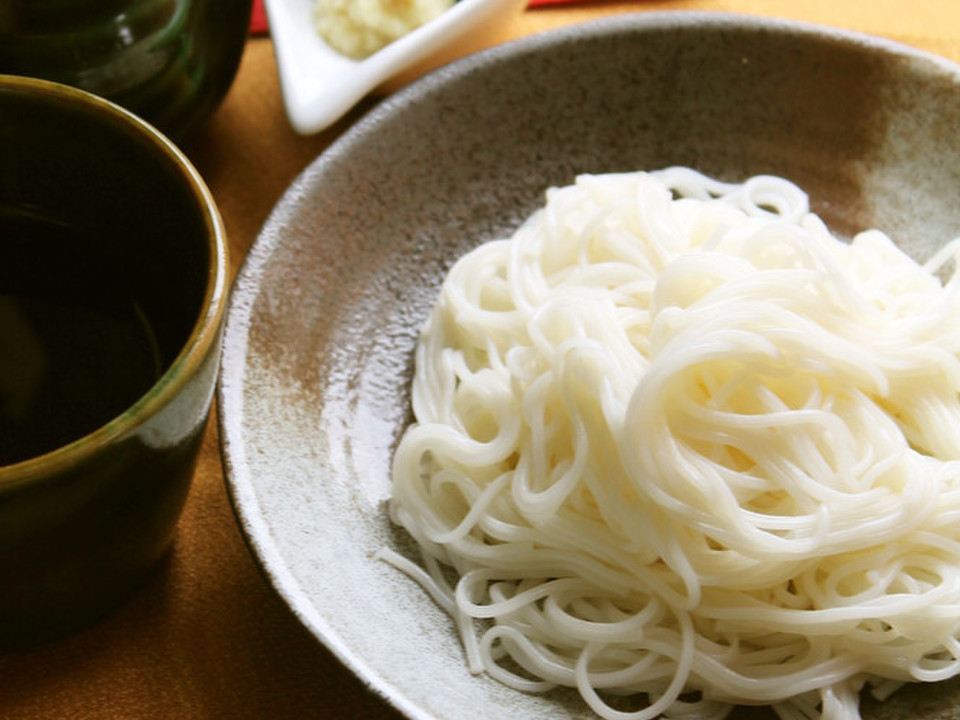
[0,74,228,648]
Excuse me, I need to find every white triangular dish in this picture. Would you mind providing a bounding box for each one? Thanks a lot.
[265,0,526,134]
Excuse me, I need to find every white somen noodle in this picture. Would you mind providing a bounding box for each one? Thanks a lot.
[383,167,960,720]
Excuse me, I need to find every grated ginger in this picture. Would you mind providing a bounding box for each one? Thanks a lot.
[314,0,456,59]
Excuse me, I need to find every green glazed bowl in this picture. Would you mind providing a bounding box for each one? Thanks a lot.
[0,0,253,140]
[0,74,229,648]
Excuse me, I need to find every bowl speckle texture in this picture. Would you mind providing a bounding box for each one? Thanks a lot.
[218,12,960,720]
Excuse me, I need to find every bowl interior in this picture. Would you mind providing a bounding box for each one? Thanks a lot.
[0,79,211,360]
[219,13,960,720]
[0,77,218,466]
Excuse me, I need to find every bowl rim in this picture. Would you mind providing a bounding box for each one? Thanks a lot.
[0,73,229,486]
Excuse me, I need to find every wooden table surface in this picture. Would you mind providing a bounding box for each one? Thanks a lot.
[2,2,959,718]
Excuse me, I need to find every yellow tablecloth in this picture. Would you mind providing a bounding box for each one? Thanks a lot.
[1,3,958,718]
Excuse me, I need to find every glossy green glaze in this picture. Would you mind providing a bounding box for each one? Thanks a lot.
[0,75,228,648]
[0,0,253,140]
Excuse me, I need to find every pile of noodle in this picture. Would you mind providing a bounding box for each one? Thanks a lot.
[385,167,960,720]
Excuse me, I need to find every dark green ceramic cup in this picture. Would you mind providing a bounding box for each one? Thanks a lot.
[0,0,253,140]
[0,74,228,648]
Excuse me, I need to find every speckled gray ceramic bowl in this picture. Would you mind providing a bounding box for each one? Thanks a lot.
[218,12,960,720]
